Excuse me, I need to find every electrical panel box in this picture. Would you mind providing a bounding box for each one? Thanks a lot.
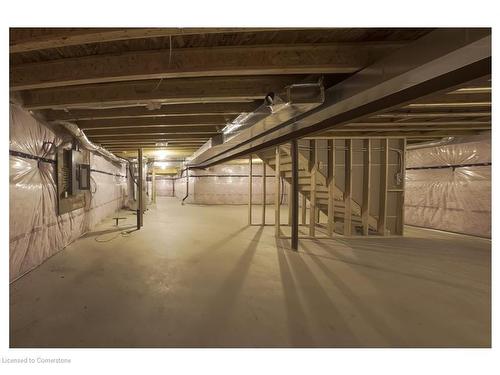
[57,147,90,215]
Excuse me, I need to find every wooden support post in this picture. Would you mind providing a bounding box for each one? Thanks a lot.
[397,138,407,235]
[301,194,307,225]
[327,140,335,237]
[137,148,144,229]
[309,141,317,237]
[362,139,371,235]
[275,147,281,237]
[152,168,156,204]
[248,155,253,225]
[262,159,266,225]
[290,140,299,250]
[378,139,389,235]
[344,139,352,236]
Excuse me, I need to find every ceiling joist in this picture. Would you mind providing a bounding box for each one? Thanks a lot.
[11,42,406,90]
[20,75,303,110]
[76,115,229,130]
[9,27,286,53]
[39,102,260,121]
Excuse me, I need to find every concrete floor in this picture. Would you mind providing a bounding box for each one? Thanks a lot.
[10,197,491,347]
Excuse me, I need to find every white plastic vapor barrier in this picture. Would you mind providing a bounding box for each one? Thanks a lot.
[171,164,281,205]
[9,104,128,281]
[405,135,491,237]
[156,178,175,197]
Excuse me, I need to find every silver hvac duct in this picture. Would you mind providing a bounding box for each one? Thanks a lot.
[187,79,325,167]
[55,121,127,165]
[406,137,456,150]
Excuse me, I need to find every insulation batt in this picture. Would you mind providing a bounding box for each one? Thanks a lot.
[404,136,491,237]
[9,104,128,281]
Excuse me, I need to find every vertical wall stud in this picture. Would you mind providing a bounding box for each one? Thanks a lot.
[397,138,407,235]
[344,139,352,236]
[362,139,371,235]
[327,139,335,237]
[262,158,266,225]
[152,168,156,204]
[309,141,317,237]
[137,148,144,229]
[378,139,389,235]
[290,140,299,250]
[301,194,307,225]
[275,147,281,237]
[248,154,253,225]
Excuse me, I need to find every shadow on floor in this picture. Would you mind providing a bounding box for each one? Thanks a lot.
[303,240,487,293]
[194,227,263,345]
[81,225,137,238]
[275,237,360,347]
[298,241,402,345]
[187,226,251,263]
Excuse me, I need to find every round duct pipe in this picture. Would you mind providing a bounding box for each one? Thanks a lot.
[55,121,127,165]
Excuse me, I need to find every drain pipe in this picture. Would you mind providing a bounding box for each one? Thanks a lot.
[181,167,190,205]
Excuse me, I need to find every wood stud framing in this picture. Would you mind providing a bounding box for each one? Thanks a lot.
[327,140,335,237]
[309,141,317,237]
[137,148,144,229]
[361,139,371,235]
[263,136,406,242]
[152,169,157,204]
[290,140,299,250]
[378,139,389,235]
[275,147,281,238]
[248,155,253,225]
[262,159,266,225]
[301,194,307,226]
[343,139,352,236]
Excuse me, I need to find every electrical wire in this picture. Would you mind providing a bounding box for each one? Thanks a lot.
[94,224,135,243]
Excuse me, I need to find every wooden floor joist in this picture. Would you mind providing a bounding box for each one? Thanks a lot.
[11,42,407,90]
[39,102,260,121]
[9,27,286,53]
[20,75,303,110]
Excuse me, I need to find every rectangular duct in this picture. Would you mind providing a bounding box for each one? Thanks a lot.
[188,80,324,167]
